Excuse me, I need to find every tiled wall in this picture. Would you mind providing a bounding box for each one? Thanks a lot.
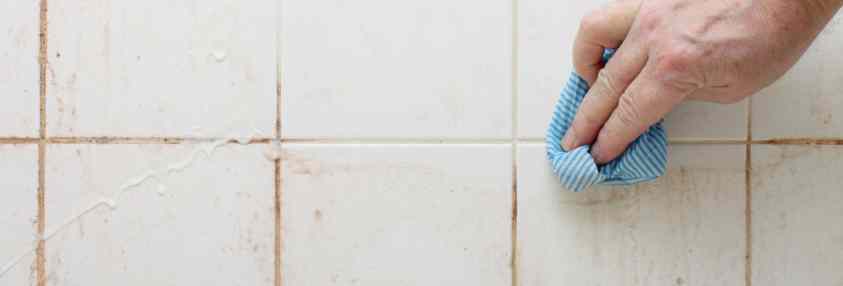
[1,0,841,285]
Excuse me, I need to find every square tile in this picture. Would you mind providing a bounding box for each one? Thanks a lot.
[280,0,512,139]
[663,101,747,140]
[751,145,843,285]
[47,0,276,138]
[517,0,747,140]
[45,143,275,285]
[0,0,39,137]
[517,143,745,285]
[517,0,606,139]
[752,13,843,139]
[0,145,38,286]
[281,144,512,285]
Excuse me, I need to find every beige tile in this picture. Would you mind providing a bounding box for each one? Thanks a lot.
[752,13,843,139]
[47,0,276,137]
[751,145,843,286]
[45,144,275,285]
[281,144,512,285]
[517,143,745,285]
[0,1,39,137]
[0,145,38,286]
[280,0,512,139]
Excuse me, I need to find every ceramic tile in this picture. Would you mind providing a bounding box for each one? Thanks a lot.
[663,101,747,140]
[0,0,39,137]
[517,143,745,285]
[281,144,512,285]
[45,143,275,285]
[517,0,747,140]
[47,0,276,138]
[0,145,38,286]
[280,0,512,139]
[751,145,843,286]
[752,13,843,139]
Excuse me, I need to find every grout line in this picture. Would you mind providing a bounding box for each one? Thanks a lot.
[281,138,515,144]
[275,3,283,284]
[46,137,273,145]
[510,0,519,285]
[36,0,48,284]
[274,158,282,286]
[3,136,843,146]
[0,138,40,144]
[745,98,752,286]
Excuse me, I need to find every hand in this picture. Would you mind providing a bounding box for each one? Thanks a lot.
[561,0,843,164]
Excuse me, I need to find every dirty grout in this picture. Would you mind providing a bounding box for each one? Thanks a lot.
[36,0,48,284]
[745,98,752,286]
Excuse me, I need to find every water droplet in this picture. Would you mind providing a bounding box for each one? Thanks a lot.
[213,50,227,62]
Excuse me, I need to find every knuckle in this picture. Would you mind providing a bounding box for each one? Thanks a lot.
[595,68,622,97]
[614,95,644,128]
[653,44,709,90]
[579,9,607,33]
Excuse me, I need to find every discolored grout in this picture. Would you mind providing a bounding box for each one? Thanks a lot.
[0,137,40,144]
[274,158,282,286]
[4,136,843,146]
[36,0,48,284]
[45,137,273,145]
[745,98,752,286]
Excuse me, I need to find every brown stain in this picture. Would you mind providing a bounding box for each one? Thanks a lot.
[755,138,843,145]
[274,158,282,286]
[36,0,48,285]
[282,150,322,175]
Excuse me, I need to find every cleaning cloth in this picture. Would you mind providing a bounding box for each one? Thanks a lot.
[546,49,668,192]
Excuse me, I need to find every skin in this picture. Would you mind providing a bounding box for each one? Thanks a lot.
[562,0,843,164]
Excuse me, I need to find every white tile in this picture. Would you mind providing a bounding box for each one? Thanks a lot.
[45,143,275,285]
[517,0,747,140]
[752,13,843,139]
[280,0,512,139]
[751,145,843,286]
[517,143,745,285]
[664,101,747,140]
[0,145,38,286]
[47,0,276,138]
[517,0,606,139]
[281,144,512,285]
[0,1,39,137]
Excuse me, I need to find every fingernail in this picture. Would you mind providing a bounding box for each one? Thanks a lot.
[562,132,577,151]
[591,142,607,164]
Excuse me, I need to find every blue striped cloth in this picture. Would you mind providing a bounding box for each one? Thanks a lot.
[546,49,667,192]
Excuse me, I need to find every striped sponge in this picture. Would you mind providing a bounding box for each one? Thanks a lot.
[545,49,667,192]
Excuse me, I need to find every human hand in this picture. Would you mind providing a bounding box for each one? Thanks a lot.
[561,0,843,164]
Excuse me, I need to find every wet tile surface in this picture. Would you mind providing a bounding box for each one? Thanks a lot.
[47,0,276,137]
[280,0,512,139]
[44,144,274,285]
[751,145,843,286]
[281,144,512,285]
[517,143,746,285]
[0,145,38,286]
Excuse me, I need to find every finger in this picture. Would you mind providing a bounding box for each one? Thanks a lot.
[573,0,641,85]
[562,41,648,151]
[590,66,696,164]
